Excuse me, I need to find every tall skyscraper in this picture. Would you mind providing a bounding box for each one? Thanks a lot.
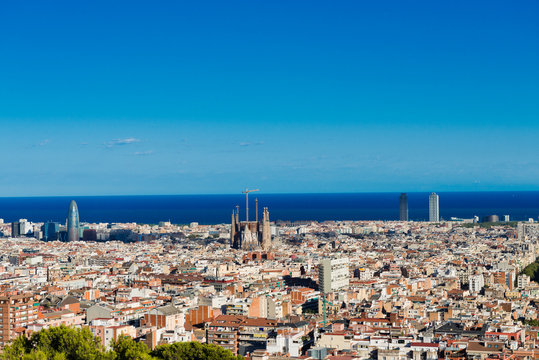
[11,222,21,237]
[399,193,408,221]
[429,193,439,222]
[67,200,80,242]
[42,222,59,242]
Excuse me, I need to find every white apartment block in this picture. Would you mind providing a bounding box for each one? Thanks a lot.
[319,257,350,293]
[469,274,484,294]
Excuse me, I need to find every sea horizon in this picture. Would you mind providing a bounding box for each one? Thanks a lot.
[0,191,538,225]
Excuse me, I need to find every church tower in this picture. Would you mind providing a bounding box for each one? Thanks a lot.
[261,207,271,250]
[231,209,237,248]
[230,190,271,250]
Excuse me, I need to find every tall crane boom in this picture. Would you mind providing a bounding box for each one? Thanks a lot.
[242,188,259,222]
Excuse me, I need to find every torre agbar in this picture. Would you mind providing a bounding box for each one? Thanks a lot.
[67,200,80,242]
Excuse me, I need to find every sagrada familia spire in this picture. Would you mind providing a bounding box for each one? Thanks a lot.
[230,189,272,250]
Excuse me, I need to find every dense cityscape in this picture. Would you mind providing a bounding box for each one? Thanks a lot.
[1,192,539,360]
[2,1,537,359]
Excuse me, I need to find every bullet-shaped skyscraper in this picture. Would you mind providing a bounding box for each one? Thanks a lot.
[67,200,80,242]
[429,193,439,222]
[399,193,408,221]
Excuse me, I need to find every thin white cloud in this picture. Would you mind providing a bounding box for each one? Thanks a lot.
[134,150,154,156]
[38,139,50,146]
[106,137,141,147]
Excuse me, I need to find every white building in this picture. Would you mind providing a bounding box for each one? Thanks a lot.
[518,274,531,289]
[469,274,484,294]
[319,257,350,293]
[358,268,374,281]
[266,331,304,357]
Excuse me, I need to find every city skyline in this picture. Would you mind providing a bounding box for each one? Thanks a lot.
[1,1,538,196]
[1,191,538,225]
[1,2,539,358]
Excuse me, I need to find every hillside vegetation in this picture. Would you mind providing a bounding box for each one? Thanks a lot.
[1,326,243,360]
[521,257,539,283]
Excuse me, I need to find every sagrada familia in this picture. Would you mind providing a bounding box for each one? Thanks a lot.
[230,189,272,250]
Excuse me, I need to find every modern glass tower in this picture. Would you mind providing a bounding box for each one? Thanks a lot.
[67,200,80,242]
[429,193,439,222]
[399,193,408,221]
[42,222,59,242]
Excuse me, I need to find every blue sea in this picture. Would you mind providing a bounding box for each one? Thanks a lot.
[0,192,538,224]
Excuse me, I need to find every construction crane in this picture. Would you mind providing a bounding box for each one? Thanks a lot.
[322,294,333,327]
[242,188,259,222]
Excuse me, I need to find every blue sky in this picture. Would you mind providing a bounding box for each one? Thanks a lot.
[0,1,538,196]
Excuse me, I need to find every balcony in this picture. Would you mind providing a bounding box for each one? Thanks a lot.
[238,334,268,342]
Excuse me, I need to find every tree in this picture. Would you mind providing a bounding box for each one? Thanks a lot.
[521,257,539,283]
[150,342,243,360]
[111,336,152,360]
[1,325,110,360]
[1,335,30,360]
[1,327,244,360]
[524,319,539,327]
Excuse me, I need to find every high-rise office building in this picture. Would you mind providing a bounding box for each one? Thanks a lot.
[83,229,98,241]
[429,193,439,222]
[19,219,32,235]
[42,222,59,242]
[319,258,350,294]
[11,222,21,237]
[399,193,408,221]
[67,200,80,242]
[12,220,32,237]
[482,215,499,223]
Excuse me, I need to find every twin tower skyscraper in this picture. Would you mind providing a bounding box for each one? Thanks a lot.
[399,192,439,222]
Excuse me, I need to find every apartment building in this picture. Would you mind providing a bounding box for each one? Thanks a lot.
[0,292,38,346]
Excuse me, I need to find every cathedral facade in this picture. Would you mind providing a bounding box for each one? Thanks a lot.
[231,207,271,250]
